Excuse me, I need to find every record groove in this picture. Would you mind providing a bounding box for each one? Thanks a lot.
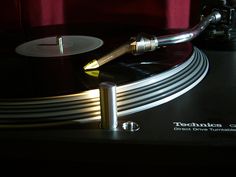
[0,47,208,124]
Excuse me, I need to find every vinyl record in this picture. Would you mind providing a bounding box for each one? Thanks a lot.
[0,25,209,124]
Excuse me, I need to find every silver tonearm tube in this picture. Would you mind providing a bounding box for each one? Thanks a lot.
[134,11,222,54]
[84,11,222,70]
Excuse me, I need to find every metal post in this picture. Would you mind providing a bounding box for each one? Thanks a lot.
[99,82,118,130]
[56,36,64,54]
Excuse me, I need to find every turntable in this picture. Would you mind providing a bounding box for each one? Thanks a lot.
[0,9,222,125]
[0,35,209,124]
[1,0,236,175]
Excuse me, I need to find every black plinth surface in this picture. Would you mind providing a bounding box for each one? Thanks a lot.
[0,25,236,176]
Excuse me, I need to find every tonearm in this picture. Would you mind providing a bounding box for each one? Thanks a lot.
[84,3,235,70]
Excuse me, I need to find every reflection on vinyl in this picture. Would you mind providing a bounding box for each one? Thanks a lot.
[0,29,209,124]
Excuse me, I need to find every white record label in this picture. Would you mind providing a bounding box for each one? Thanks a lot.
[15,35,103,57]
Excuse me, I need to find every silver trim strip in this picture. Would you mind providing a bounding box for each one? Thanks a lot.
[0,47,209,124]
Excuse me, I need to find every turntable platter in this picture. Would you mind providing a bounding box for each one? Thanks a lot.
[0,26,209,124]
[0,42,192,99]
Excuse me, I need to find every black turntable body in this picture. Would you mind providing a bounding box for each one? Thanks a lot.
[1,0,236,176]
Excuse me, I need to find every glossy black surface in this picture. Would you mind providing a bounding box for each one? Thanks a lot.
[0,24,192,99]
[0,25,236,175]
